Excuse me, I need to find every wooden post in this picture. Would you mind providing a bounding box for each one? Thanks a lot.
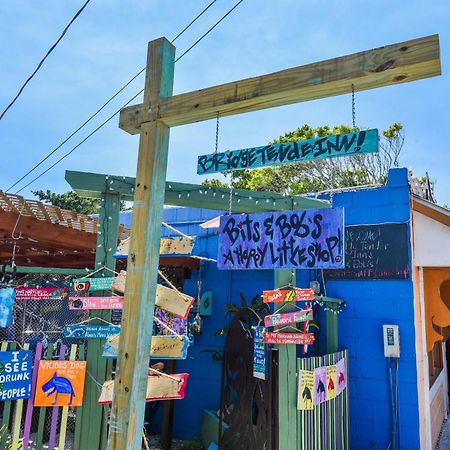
[326,306,339,354]
[275,269,298,450]
[78,192,120,450]
[107,38,175,450]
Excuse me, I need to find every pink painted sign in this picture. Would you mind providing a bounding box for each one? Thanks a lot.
[264,308,313,328]
[263,332,314,345]
[262,288,315,303]
[15,287,68,301]
[69,296,124,310]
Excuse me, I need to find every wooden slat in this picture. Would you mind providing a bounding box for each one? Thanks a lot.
[73,344,85,450]
[120,35,441,131]
[0,342,11,450]
[58,344,78,450]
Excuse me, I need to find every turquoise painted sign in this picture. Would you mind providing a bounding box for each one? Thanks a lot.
[72,277,114,292]
[197,129,378,175]
[64,324,120,339]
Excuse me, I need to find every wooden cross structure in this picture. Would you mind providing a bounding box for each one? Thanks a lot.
[106,34,440,450]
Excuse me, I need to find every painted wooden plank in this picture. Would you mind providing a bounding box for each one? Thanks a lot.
[11,343,30,448]
[264,308,313,327]
[114,236,195,258]
[264,332,314,345]
[58,344,78,450]
[15,287,68,300]
[98,373,189,404]
[48,344,67,450]
[263,288,314,303]
[64,325,120,339]
[197,129,378,175]
[69,296,124,310]
[218,209,344,270]
[73,277,115,292]
[73,344,85,450]
[35,343,54,450]
[107,37,175,450]
[22,342,43,450]
[120,35,441,131]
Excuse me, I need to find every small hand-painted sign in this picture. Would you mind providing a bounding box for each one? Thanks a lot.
[297,369,315,410]
[103,334,189,360]
[68,296,124,310]
[34,360,87,407]
[64,325,120,339]
[197,129,379,175]
[0,288,16,328]
[0,350,32,401]
[114,236,195,258]
[336,358,347,396]
[263,332,314,345]
[72,277,115,292]
[314,366,327,405]
[263,288,315,303]
[15,287,68,301]
[98,373,189,404]
[264,308,313,328]
[218,208,344,270]
[253,326,267,380]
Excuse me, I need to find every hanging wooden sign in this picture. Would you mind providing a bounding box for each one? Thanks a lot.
[264,308,313,328]
[34,360,87,407]
[114,236,195,258]
[63,325,121,339]
[103,334,189,360]
[15,287,68,301]
[263,332,314,345]
[218,208,344,270]
[72,277,114,292]
[98,372,189,404]
[0,288,16,328]
[262,287,315,303]
[68,296,124,310]
[112,271,194,319]
[253,326,267,380]
[0,350,33,401]
[197,129,378,175]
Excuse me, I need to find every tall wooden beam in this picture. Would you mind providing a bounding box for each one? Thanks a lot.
[65,170,329,212]
[107,38,175,450]
[120,34,440,131]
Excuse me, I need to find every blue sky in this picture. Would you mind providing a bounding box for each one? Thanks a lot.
[0,1,449,203]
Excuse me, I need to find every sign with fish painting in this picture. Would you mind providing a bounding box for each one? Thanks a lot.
[0,288,15,328]
[103,334,189,360]
[34,360,87,406]
[197,129,379,175]
[253,326,267,380]
[297,370,315,410]
[263,332,314,345]
[98,373,189,404]
[64,324,120,339]
[15,287,68,301]
[72,277,114,292]
[262,287,315,303]
[264,308,313,328]
[218,208,344,270]
[68,296,124,310]
[0,350,33,401]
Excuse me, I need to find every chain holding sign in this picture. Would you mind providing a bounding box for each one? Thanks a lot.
[218,208,344,270]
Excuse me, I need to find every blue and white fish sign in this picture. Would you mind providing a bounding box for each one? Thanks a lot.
[0,350,33,401]
[64,324,120,339]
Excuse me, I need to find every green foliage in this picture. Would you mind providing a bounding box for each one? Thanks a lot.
[201,178,228,188]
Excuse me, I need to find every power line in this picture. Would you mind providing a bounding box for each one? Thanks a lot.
[6,0,219,193]
[0,0,92,122]
[14,0,246,194]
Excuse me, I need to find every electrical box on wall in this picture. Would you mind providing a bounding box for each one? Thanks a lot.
[383,324,400,358]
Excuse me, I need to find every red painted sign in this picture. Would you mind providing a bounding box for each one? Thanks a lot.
[263,332,315,345]
[69,296,124,310]
[262,288,314,303]
[15,288,68,301]
[264,308,313,328]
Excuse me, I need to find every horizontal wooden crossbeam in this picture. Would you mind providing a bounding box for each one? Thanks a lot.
[119,34,441,132]
[65,170,329,212]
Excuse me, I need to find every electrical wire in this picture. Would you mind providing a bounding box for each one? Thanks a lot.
[0,0,92,122]
[13,0,246,194]
[5,0,219,193]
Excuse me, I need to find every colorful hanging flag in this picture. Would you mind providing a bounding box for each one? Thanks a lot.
[326,365,337,401]
[336,358,347,396]
[314,366,327,405]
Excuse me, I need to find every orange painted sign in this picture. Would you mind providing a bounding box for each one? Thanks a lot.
[34,360,87,407]
[262,288,314,303]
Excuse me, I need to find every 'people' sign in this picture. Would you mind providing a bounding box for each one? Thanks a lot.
[218,208,344,270]
[0,350,33,401]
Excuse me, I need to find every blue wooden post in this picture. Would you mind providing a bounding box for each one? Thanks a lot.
[107,38,175,450]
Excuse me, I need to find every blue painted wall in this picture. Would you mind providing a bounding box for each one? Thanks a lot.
[121,167,419,449]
